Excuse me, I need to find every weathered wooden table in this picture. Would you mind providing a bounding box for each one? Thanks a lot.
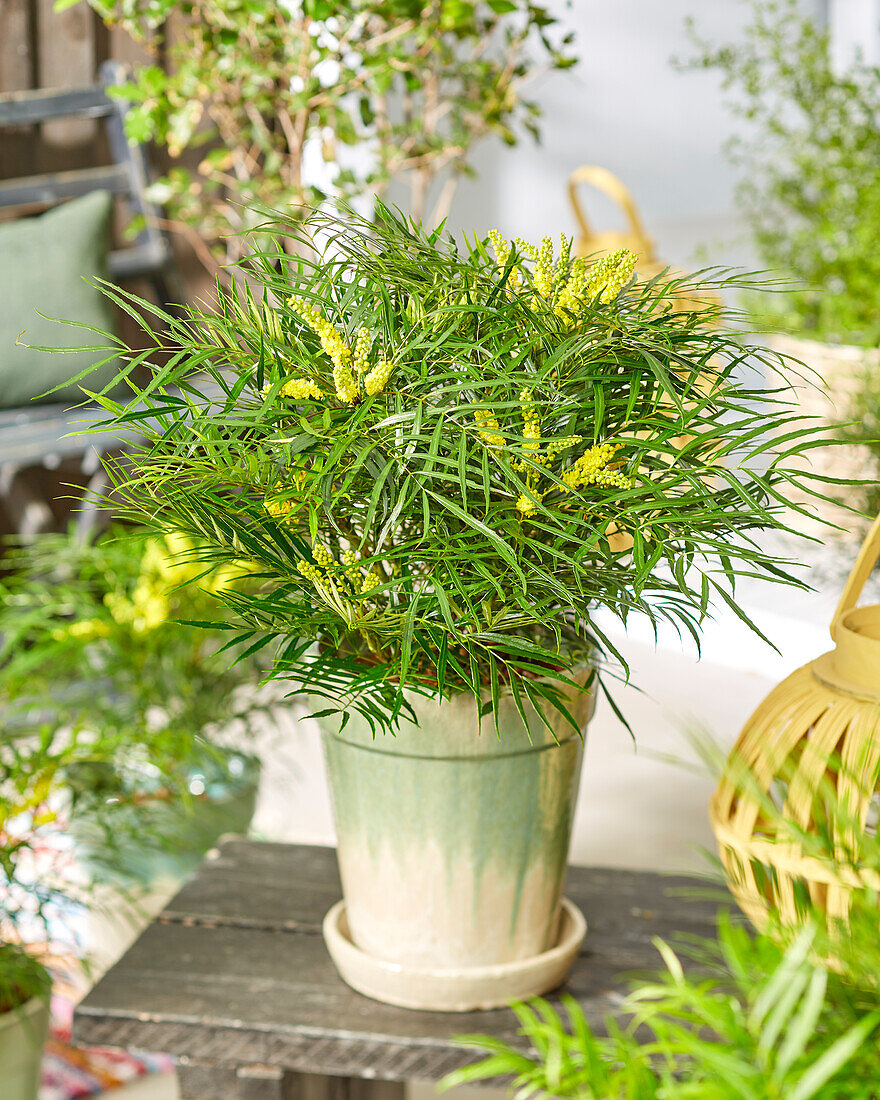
[74,840,719,1100]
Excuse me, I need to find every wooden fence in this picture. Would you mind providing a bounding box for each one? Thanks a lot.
[0,6,190,537]
[0,0,155,179]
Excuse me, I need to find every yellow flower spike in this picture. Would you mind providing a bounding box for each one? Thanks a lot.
[313,543,333,569]
[289,296,358,403]
[488,229,507,262]
[585,249,637,303]
[333,362,359,404]
[513,237,538,261]
[555,233,571,289]
[561,443,632,493]
[360,570,380,593]
[545,434,583,464]
[554,257,588,321]
[281,378,324,401]
[516,490,543,517]
[520,388,545,465]
[475,410,504,447]
[297,559,324,586]
[534,236,554,300]
[364,360,394,396]
[342,548,358,569]
[488,229,522,291]
[353,329,373,375]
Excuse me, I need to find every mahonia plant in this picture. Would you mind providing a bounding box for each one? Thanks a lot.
[79,204,830,733]
[66,0,575,272]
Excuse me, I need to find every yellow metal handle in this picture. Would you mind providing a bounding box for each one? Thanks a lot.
[567,166,655,259]
[832,512,880,638]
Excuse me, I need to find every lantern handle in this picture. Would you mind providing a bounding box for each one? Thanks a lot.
[832,511,880,638]
[567,166,656,260]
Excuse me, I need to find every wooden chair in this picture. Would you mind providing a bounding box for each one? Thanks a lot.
[0,60,180,537]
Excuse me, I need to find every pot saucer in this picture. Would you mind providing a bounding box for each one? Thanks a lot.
[322,898,587,1012]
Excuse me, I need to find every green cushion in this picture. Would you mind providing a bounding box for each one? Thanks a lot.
[0,191,123,409]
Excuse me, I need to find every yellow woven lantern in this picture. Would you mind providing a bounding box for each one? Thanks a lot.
[711,514,880,931]
[568,165,720,316]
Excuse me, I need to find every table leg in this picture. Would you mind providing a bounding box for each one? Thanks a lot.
[288,1076,406,1100]
[177,1062,407,1100]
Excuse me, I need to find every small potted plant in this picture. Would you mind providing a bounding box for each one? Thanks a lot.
[685,1,880,516]
[0,524,280,1094]
[75,204,827,1009]
[0,945,51,1100]
[444,917,880,1098]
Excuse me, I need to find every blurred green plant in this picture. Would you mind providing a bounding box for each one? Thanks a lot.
[444,922,880,1099]
[0,943,51,1019]
[0,526,276,981]
[65,0,575,273]
[836,360,880,521]
[685,0,880,347]
[66,203,843,734]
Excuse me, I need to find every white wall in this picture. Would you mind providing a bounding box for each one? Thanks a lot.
[830,0,880,68]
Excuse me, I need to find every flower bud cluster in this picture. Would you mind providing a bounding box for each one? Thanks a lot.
[365,360,394,396]
[475,411,504,446]
[280,378,324,400]
[584,249,638,303]
[353,329,373,375]
[561,443,631,492]
[289,295,358,404]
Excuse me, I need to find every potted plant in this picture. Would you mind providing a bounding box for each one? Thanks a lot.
[685,1,880,518]
[0,945,51,1100]
[0,524,280,1094]
[70,0,575,274]
[73,204,828,1009]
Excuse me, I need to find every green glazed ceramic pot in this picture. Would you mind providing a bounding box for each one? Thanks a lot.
[320,676,594,971]
[0,996,50,1100]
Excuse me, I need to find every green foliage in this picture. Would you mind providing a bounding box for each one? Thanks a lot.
[0,943,51,1016]
[0,525,274,974]
[444,919,880,1099]
[73,205,833,733]
[0,527,271,800]
[74,0,574,269]
[836,359,880,520]
[685,0,880,346]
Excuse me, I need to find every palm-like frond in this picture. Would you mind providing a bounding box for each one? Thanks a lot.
[72,203,840,731]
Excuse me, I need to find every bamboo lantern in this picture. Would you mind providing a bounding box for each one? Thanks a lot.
[568,165,720,315]
[711,514,880,932]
